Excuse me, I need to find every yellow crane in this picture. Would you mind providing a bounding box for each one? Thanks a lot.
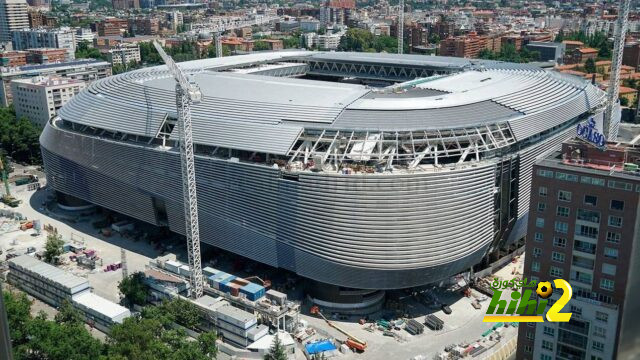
[310,306,367,352]
[0,158,19,207]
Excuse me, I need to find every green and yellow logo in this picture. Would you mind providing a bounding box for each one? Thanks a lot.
[482,278,573,323]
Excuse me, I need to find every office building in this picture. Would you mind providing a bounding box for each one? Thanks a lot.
[11,75,85,126]
[106,43,140,65]
[0,49,25,66]
[74,28,94,47]
[12,27,76,61]
[0,0,28,44]
[516,138,640,360]
[525,42,566,63]
[0,58,110,106]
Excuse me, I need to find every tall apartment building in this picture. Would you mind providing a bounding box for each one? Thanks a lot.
[319,0,354,25]
[623,42,640,71]
[0,0,28,44]
[0,59,111,106]
[28,9,57,27]
[0,49,25,66]
[516,139,640,360]
[106,43,140,65]
[11,28,75,61]
[128,17,159,35]
[439,33,487,58]
[95,18,128,37]
[11,76,85,126]
[112,0,139,10]
[74,28,95,47]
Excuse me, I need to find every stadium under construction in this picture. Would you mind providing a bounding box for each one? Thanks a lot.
[40,51,607,310]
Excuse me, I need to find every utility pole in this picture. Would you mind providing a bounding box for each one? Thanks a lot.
[398,0,404,54]
[153,41,204,298]
[604,0,631,141]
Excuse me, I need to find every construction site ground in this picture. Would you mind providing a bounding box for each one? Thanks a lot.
[1,168,520,359]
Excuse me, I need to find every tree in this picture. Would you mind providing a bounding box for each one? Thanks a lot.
[254,41,271,51]
[198,331,218,358]
[26,313,103,360]
[0,106,42,164]
[44,233,64,264]
[75,40,106,61]
[2,290,32,346]
[54,299,83,325]
[585,58,596,74]
[118,271,149,308]
[620,96,630,107]
[264,334,287,360]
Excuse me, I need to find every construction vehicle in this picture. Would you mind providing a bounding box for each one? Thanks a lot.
[310,306,367,352]
[0,158,20,208]
[244,276,272,289]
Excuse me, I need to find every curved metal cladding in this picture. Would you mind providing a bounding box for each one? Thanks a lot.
[40,124,496,289]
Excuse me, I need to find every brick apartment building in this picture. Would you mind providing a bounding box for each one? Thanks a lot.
[439,33,487,58]
[623,42,640,71]
[516,138,640,360]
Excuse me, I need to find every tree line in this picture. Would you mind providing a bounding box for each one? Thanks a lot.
[0,106,42,165]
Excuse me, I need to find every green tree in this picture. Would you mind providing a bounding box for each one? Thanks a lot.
[75,40,106,61]
[254,41,271,51]
[620,96,630,107]
[2,290,32,346]
[198,331,218,358]
[44,233,64,264]
[118,271,149,308]
[25,313,103,360]
[0,106,42,164]
[54,299,83,325]
[264,334,287,360]
[585,58,597,74]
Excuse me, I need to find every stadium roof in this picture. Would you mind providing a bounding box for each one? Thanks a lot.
[56,51,606,154]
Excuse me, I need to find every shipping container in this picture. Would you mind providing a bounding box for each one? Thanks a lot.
[240,283,265,301]
[164,260,181,274]
[202,267,219,278]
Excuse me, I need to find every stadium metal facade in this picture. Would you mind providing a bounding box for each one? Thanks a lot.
[40,51,606,290]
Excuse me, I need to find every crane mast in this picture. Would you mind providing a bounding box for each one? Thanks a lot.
[604,0,631,141]
[398,0,404,54]
[153,41,204,298]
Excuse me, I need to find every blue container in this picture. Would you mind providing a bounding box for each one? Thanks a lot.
[210,273,235,290]
[240,283,266,301]
[217,276,236,293]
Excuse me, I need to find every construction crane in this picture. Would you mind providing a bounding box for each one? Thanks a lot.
[310,306,367,352]
[153,41,204,298]
[604,0,632,141]
[397,0,404,54]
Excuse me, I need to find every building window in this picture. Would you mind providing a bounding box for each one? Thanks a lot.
[608,180,632,191]
[554,221,568,234]
[592,341,605,352]
[524,345,532,354]
[536,218,545,228]
[558,190,572,202]
[553,237,567,247]
[538,169,554,178]
[577,209,600,223]
[593,326,606,338]
[532,261,540,272]
[606,231,621,244]
[533,248,542,258]
[610,200,624,211]
[570,305,583,315]
[604,247,618,259]
[602,263,616,276]
[539,186,548,197]
[543,326,555,337]
[538,202,547,212]
[552,252,565,263]
[581,176,605,186]
[541,340,554,351]
[600,279,615,291]
[534,232,544,242]
[526,331,535,340]
[576,224,598,239]
[555,172,578,182]
[556,206,570,217]
[584,195,598,206]
[550,266,563,278]
[541,355,553,360]
[608,216,622,228]
[596,311,608,322]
